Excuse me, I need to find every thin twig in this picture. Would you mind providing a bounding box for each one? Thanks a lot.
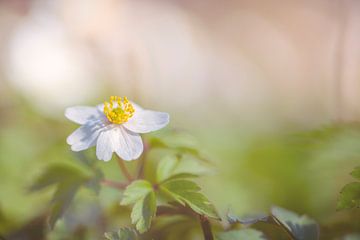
[136,141,149,179]
[100,179,128,190]
[199,215,214,240]
[270,215,297,240]
[116,156,133,182]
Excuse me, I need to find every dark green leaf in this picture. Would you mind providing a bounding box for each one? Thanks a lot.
[271,206,319,240]
[160,179,219,219]
[337,182,360,210]
[120,180,157,233]
[350,166,360,181]
[104,227,138,240]
[216,229,266,240]
[29,163,90,192]
[29,163,90,229]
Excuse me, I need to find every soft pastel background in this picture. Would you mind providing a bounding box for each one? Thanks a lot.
[0,0,360,239]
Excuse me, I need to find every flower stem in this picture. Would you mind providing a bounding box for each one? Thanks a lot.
[199,215,213,240]
[101,179,128,190]
[116,156,133,182]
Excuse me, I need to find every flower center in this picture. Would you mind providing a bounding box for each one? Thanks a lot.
[103,96,135,124]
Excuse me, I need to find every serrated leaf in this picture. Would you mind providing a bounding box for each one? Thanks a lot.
[130,191,156,233]
[271,206,319,240]
[227,213,269,225]
[120,180,153,205]
[104,227,138,240]
[350,166,360,181]
[337,182,360,210]
[157,155,180,182]
[120,180,156,233]
[160,179,219,219]
[216,229,266,240]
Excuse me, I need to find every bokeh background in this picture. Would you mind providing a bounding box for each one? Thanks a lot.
[1,0,360,239]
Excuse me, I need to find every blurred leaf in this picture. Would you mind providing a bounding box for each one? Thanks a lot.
[30,163,90,229]
[216,229,266,240]
[160,179,219,219]
[271,206,319,240]
[148,133,209,162]
[343,233,360,240]
[121,180,156,233]
[156,155,205,183]
[104,227,138,240]
[350,166,360,181]
[227,213,269,225]
[337,182,360,210]
[29,164,90,192]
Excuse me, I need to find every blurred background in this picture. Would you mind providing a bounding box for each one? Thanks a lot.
[0,0,360,239]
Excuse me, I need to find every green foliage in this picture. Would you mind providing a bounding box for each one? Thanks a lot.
[271,206,319,240]
[216,229,266,240]
[350,167,360,181]
[337,182,360,210]
[147,131,209,162]
[160,179,219,219]
[30,163,91,229]
[156,155,203,183]
[338,166,360,210]
[120,180,157,233]
[104,227,138,240]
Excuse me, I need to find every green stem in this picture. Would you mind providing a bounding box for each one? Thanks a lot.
[116,156,133,182]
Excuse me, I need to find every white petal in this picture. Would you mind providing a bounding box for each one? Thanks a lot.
[96,128,116,161]
[115,127,143,161]
[65,106,101,125]
[67,122,105,151]
[123,110,169,133]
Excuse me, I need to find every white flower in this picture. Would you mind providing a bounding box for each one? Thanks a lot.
[65,96,169,161]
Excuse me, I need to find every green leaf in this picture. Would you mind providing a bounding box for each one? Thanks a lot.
[216,229,266,240]
[131,191,157,233]
[104,227,138,240]
[350,166,360,181]
[120,180,153,205]
[29,163,90,229]
[120,180,156,233]
[160,179,219,219]
[271,206,319,240]
[337,182,360,210]
[157,155,180,182]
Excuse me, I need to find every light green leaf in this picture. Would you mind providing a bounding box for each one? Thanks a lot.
[130,191,157,233]
[156,155,210,183]
[160,179,219,219]
[120,180,153,205]
[271,206,319,240]
[337,182,360,210]
[120,180,156,233]
[157,155,180,182]
[104,227,138,240]
[350,166,360,181]
[216,229,266,240]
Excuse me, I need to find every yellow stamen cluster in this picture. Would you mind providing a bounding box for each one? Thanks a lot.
[103,96,135,124]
